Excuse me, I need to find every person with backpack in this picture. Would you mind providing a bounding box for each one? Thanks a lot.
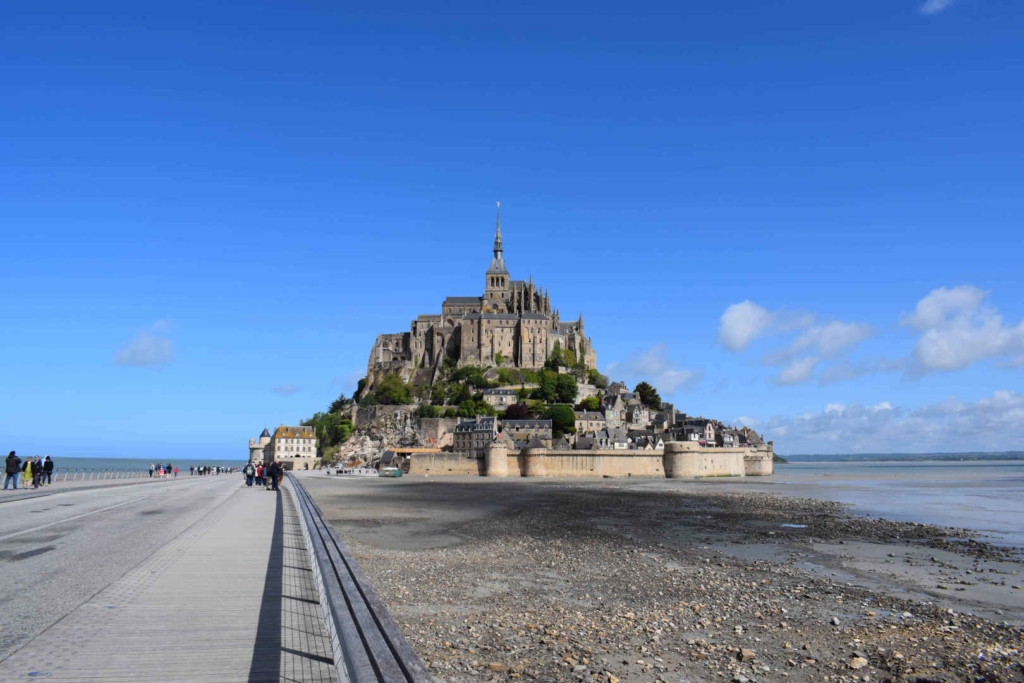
[4,451,21,490]
[243,462,255,488]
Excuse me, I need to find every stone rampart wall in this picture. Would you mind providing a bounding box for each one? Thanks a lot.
[418,417,460,441]
[408,452,484,476]
[513,450,665,478]
[409,444,773,479]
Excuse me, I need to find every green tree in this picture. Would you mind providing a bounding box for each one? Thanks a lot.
[587,369,609,389]
[457,400,494,418]
[354,378,368,402]
[635,381,662,409]
[504,403,530,420]
[416,404,441,418]
[442,407,458,419]
[496,368,512,385]
[545,341,563,370]
[576,396,601,411]
[555,374,578,403]
[374,373,412,405]
[494,352,505,367]
[430,383,446,406]
[545,404,577,438]
[328,392,349,414]
[452,382,473,405]
[532,369,558,402]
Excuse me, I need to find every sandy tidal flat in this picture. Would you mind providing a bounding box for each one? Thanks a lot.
[299,474,1024,683]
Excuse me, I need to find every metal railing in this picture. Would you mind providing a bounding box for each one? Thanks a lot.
[50,468,151,482]
[286,473,430,683]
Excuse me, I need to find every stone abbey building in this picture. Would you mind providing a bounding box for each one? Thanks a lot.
[366,208,597,388]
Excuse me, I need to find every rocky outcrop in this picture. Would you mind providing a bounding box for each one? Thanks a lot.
[336,405,458,465]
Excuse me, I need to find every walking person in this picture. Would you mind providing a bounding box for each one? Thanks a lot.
[255,464,263,487]
[42,455,54,486]
[4,451,21,490]
[149,463,155,478]
[243,462,255,488]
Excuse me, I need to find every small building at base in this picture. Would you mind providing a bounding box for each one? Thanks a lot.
[247,425,319,471]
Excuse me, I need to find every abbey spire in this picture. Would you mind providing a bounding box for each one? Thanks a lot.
[486,201,508,278]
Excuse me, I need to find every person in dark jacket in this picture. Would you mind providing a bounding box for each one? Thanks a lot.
[4,451,21,490]
[266,461,280,491]
[31,456,43,488]
[243,462,255,488]
[42,456,54,486]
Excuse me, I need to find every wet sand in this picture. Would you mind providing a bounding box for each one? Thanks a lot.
[299,473,1024,683]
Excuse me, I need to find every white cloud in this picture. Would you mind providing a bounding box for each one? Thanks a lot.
[272,384,301,396]
[719,300,873,385]
[776,357,819,385]
[919,0,955,15]
[113,323,174,367]
[791,321,873,357]
[759,390,1024,454]
[902,286,1024,371]
[604,344,702,394]
[718,301,775,351]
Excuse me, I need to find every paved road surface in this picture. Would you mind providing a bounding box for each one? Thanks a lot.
[0,475,336,682]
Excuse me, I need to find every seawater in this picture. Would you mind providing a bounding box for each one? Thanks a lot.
[769,460,1024,547]
[41,456,247,472]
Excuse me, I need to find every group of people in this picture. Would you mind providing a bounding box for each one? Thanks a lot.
[191,465,233,475]
[148,463,178,478]
[242,461,284,491]
[4,451,54,490]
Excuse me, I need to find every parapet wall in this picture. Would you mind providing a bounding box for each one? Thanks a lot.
[408,444,773,479]
[518,450,665,478]
[408,452,484,476]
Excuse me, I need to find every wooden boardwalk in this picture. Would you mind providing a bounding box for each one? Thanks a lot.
[0,480,337,682]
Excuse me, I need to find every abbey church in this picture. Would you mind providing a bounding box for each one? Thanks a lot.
[365,208,597,388]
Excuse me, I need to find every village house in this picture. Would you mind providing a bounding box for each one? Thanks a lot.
[574,410,606,435]
[502,419,553,449]
[453,416,497,457]
[482,388,519,410]
[602,394,626,429]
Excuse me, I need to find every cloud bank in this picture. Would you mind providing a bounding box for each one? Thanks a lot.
[746,390,1024,455]
[902,285,1024,372]
[718,302,872,385]
[719,284,1023,385]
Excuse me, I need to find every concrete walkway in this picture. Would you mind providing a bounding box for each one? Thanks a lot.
[0,473,186,504]
[0,480,337,683]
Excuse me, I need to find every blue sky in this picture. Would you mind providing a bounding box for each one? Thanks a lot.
[1,0,1022,458]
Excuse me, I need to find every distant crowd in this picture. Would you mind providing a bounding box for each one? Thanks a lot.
[148,463,238,478]
[242,461,284,491]
[4,451,54,490]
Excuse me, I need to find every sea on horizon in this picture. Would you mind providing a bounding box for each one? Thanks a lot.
[36,456,248,472]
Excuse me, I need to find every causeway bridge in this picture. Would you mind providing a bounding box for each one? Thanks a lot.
[0,471,427,682]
